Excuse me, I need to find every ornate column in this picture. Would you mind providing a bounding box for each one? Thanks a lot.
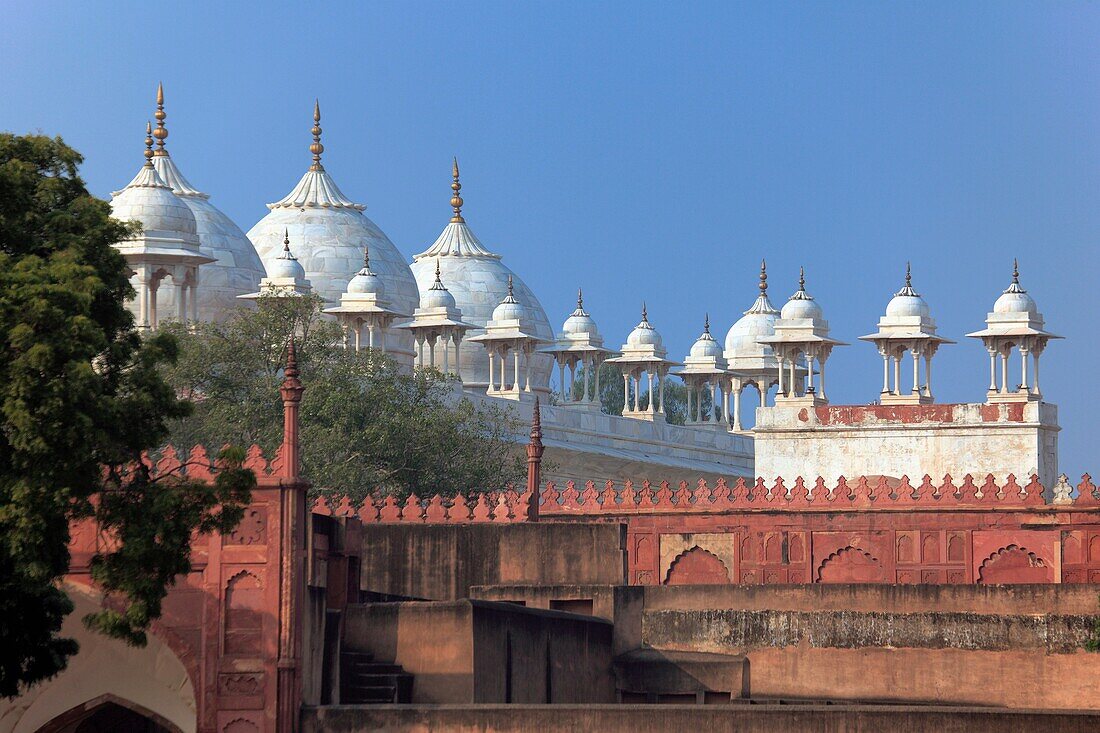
[276,339,306,733]
[622,372,630,413]
[1020,345,1030,393]
[911,349,920,394]
[881,349,890,394]
[987,347,998,392]
[732,383,743,431]
[525,398,543,522]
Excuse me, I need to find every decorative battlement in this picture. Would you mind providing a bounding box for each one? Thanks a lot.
[310,472,1100,524]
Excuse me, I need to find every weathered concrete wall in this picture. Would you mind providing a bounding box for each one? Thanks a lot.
[302,704,1100,733]
[645,608,1095,654]
[357,523,626,601]
[341,601,614,704]
[753,402,1059,488]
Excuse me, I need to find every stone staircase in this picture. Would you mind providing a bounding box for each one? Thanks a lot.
[339,651,414,704]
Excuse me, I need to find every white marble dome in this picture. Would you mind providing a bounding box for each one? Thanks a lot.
[886,292,930,318]
[269,243,307,281]
[626,308,663,349]
[492,279,529,322]
[563,313,598,339]
[111,167,199,241]
[725,264,781,360]
[689,330,723,358]
[780,296,823,321]
[994,289,1037,315]
[421,273,457,310]
[153,157,265,322]
[246,105,420,364]
[410,164,553,391]
[725,311,778,358]
[347,267,384,296]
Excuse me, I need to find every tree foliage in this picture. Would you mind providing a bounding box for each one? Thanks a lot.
[160,295,524,501]
[568,362,694,425]
[0,134,254,698]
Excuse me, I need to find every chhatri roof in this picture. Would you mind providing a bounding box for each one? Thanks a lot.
[266,101,365,212]
[414,159,499,259]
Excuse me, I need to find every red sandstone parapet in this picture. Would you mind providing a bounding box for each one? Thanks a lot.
[310,473,1100,523]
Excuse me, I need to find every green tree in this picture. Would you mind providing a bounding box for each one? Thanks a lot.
[567,362,693,425]
[160,294,524,501]
[0,134,254,697]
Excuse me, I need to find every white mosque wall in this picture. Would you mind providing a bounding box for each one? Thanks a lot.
[461,389,755,486]
[753,401,1059,490]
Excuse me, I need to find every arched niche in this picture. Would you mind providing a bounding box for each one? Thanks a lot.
[0,582,197,733]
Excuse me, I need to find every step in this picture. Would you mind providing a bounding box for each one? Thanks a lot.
[343,662,405,675]
[342,685,398,704]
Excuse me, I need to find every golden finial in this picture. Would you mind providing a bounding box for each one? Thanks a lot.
[759,259,768,294]
[153,82,168,155]
[450,157,464,223]
[309,100,324,171]
[1012,258,1019,285]
[143,121,154,165]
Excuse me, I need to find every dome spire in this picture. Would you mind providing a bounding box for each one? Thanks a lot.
[791,266,813,300]
[362,244,371,271]
[429,258,448,291]
[1004,257,1026,294]
[153,82,168,156]
[507,274,514,298]
[309,100,324,172]
[143,121,154,166]
[704,313,711,335]
[896,262,919,297]
[450,157,465,223]
[577,287,584,309]
[641,301,648,323]
[759,259,768,294]
[281,228,293,256]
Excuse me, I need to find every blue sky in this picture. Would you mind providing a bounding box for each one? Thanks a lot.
[3,2,1098,477]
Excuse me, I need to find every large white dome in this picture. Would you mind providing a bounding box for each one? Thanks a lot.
[246,104,420,363]
[410,162,553,391]
[141,87,266,322]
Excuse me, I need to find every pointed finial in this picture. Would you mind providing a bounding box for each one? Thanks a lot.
[363,244,370,270]
[577,287,584,309]
[450,157,465,223]
[799,266,806,291]
[144,121,154,165]
[309,100,324,171]
[153,82,168,155]
[642,301,648,321]
[531,396,542,440]
[704,313,711,334]
[283,228,291,254]
[905,261,912,287]
[1012,258,1019,285]
[507,274,514,298]
[759,259,768,294]
[435,257,442,282]
[285,336,299,380]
